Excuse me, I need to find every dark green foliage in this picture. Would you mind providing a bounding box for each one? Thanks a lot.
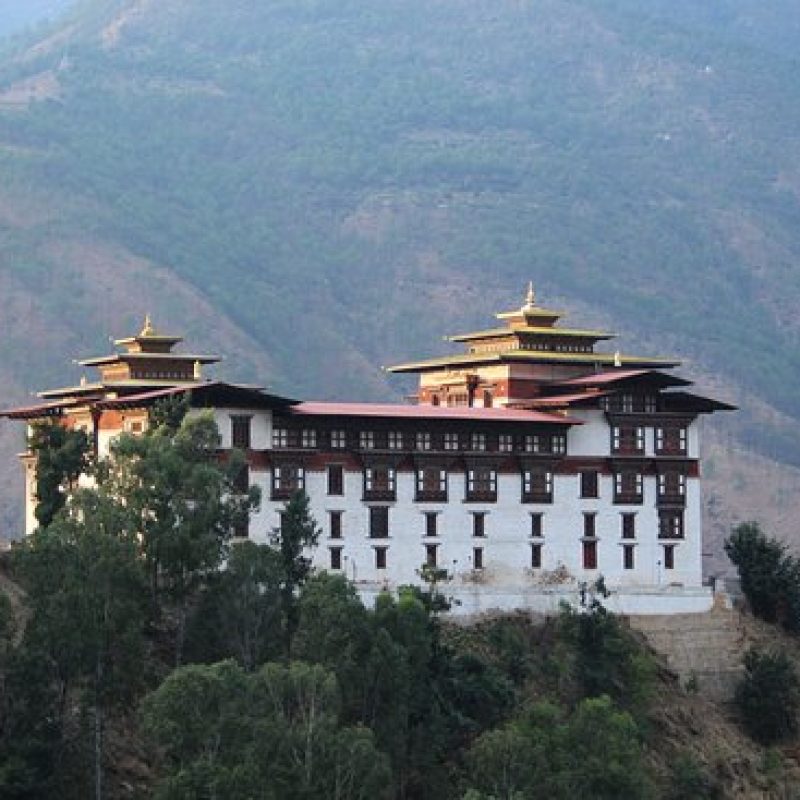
[668,753,722,800]
[27,423,91,529]
[184,541,283,670]
[735,648,800,745]
[725,522,800,630]
[141,659,392,800]
[104,412,259,663]
[559,600,655,713]
[270,491,321,658]
[11,490,147,800]
[465,696,652,800]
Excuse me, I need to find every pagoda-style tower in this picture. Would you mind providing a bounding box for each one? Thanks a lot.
[388,285,678,407]
[39,316,220,402]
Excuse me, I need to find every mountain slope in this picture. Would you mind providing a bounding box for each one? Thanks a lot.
[0,0,799,548]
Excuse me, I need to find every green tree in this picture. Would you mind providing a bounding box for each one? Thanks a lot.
[13,490,147,800]
[28,423,91,528]
[105,412,259,661]
[559,600,654,714]
[735,648,800,745]
[270,491,320,658]
[141,659,391,800]
[725,522,800,630]
[184,541,283,670]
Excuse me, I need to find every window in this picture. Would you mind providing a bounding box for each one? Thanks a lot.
[360,431,375,450]
[232,514,249,539]
[271,465,304,499]
[473,547,484,570]
[444,432,459,451]
[655,426,687,455]
[375,546,388,570]
[424,512,438,538]
[623,544,635,570]
[233,463,249,495]
[658,472,686,503]
[369,506,389,539]
[531,512,544,538]
[330,430,347,449]
[659,510,684,539]
[301,429,317,448]
[644,395,658,413]
[580,470,599,499]
[498,434,514,452]
[614,471,643,504]
[364,467,396,500]
[470,432,486,451]
[583,512,597,538]
[329,511,343,539]
[388,431,403,450]
[611,425,645,455]
[621,513,636,539]
[531,543,542,569]
[327,464,344,496]
[522,469,553,503]
[231,414,252,450]
[473,512,486,538]
[416,431,432,451]
[483,390,493,408]
[582,540,597,570]
[551,433,567,455]
[330,547,343,570]
[416,467,447,501]
[425,544,438,568]
[467,468,497,501]
[663,544,675,570]
[273,427,289,448]
[523,435,540,453]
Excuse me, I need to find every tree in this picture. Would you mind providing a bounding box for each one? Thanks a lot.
[559,600,654,714]
[141,659,391,800]
[184,541,283,670]
[28,423,91,529]
[270,491,320,658]
[104,412,259,662]
[735,648,800,745]
[725,522,800,630]
[13,490,147,800]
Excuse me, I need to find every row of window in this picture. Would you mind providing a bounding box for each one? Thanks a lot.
[327,541,681,572]
[261,464,687,506]
[611,425,688,455]
[324,508,685,541]
[232,417,689,458]
[271,427,568,455]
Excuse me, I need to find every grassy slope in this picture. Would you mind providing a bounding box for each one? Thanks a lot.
[0,0,799,541]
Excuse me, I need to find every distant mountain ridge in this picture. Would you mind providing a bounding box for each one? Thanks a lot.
[0,0,799,554]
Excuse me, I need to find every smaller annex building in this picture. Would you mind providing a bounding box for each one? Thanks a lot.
[2,290,734,615]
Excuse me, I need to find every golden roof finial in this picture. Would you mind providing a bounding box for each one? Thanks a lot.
[523,281,536,310]
[613,350,622,368]
[140,314,155,337]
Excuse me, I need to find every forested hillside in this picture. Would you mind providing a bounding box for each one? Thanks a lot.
[0,0,800,546]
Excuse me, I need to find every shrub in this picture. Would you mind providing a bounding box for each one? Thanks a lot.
[735,648,800,745]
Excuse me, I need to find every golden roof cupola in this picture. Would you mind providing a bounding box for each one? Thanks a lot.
[35,317,223,399]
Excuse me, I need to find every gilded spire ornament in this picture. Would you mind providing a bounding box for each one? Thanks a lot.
[140,314,155,337]
[523,282,536,311]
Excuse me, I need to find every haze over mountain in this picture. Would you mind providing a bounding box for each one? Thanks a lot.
[0,0,799,560]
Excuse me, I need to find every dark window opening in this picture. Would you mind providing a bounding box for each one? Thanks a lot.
[473,547,484,570]
[327,464,344,496]
[531,543,542,569]
[329,511,343,539]
[330,547,343,570]
[580,470,599,499]
[369,506,389,539]
[623,545,635,570]
[583,540,597,570]
[231,415,252,449]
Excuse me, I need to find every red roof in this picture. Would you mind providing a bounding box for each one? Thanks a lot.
[290,402,579,425]
[0,399,79,419]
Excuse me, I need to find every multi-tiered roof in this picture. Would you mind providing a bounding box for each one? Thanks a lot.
[389,284,679,375]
